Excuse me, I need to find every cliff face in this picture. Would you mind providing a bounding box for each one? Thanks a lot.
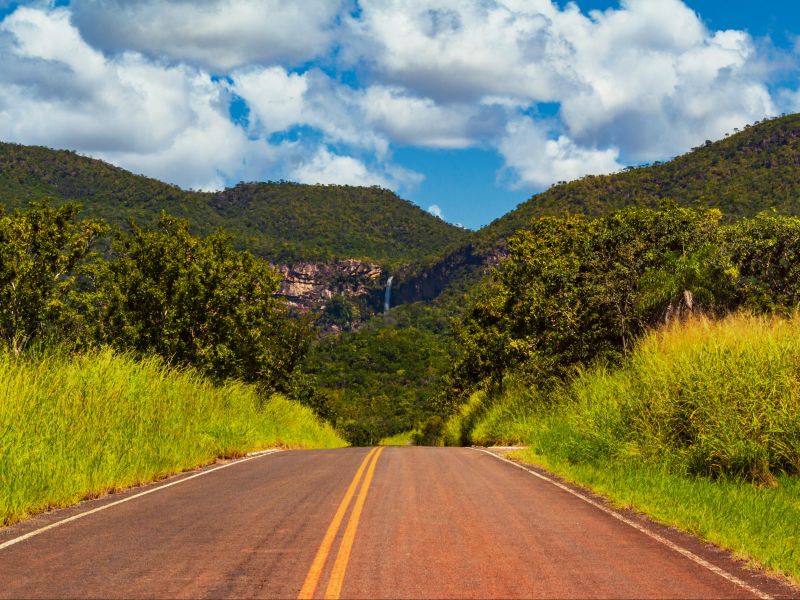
[392,245,506,305]
[276,259,384,311]
[274,244,506,316]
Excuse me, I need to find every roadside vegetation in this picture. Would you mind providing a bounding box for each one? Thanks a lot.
[0,349,344,526]
[378,430,417,446]
[445,315,800,579]
[438,205,800,580]
[0,202,346,525]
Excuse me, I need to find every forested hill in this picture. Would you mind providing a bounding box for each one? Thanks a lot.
[0,142,470,266]
[478,113,800,246]
[209,182,470,265]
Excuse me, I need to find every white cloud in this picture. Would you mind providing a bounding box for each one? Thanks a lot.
[347,0,779,166]
[70,0,342,71]
[427,204,443,218]
[230,66,308,135]
[291,148,390,188]
[231,66,492,152]
[230,67,392,158]
[0,7,264,189]
[289,147,424,191]
[360,86,489,149]
[0,0,793,210]
[345,0,564,103]
[0,6,419,193]
[499,118,623,188]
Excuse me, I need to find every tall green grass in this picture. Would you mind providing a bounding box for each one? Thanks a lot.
[555,314,800,483]
[0,349,345,526]
[443,390,489,447]
[451,314,800,580]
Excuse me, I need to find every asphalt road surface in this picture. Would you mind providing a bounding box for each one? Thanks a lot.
[0,447,796,599]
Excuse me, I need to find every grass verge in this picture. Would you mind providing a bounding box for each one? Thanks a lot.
[511,449,800,583]
[450,314,800,581]
[0,348,346,526]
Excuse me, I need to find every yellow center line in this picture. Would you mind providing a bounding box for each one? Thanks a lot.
[297,448,378,600]
[324,446,384,600]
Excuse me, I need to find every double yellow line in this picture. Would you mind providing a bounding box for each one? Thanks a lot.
[298,447,384,600]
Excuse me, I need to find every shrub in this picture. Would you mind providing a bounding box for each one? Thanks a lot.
[413,416,446,446]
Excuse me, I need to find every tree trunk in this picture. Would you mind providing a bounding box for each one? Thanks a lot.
[683,289,694,314]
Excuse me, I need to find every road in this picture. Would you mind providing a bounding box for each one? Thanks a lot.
[0,447,795,599]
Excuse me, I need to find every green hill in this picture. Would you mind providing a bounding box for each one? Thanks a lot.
[209,182,470,265]
[381,112,800,327]
[0,142,469,266]
[479,113,800,247]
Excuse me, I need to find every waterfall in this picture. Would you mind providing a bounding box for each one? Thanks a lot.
[384,276,394,312]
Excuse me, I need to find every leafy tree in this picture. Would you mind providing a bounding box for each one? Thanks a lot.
[637,244,737,323]
[0,203,107,354]
[449,206,730,401]
[723,212,800,312]
[97,214,310,391]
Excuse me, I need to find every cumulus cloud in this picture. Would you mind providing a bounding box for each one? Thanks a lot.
[231,68,491,151]
[344,0,565,103]
[230,66,308,136]
[0,6,263,189]
[290,148,389,188]
[499,118,624,188]
[0,5,420,193]
[360,86,493,149]
[0,0,793,205]
[230,67,391,158]
[551,8,775,159]
[347,0,778,164]
[70,0,342,72]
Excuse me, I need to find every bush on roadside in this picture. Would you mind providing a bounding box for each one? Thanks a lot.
[413,415,446,446]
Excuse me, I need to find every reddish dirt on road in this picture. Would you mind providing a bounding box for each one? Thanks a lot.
[0,447,796,599]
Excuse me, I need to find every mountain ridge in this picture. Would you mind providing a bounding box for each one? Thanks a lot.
[6,112,800,315]
[0,141,469,268]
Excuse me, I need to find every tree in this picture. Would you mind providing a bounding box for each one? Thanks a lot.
[637,244,736,324]
[0,203,107,354]
[447,206,728,401]
[97,214,310,391]
[723,212,800,313]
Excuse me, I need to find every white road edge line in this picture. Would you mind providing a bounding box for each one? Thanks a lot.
[472,447,771,600]
[0,448,283,552]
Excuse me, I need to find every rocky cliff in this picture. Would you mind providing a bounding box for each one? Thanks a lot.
[276,259,385,312]
[275,244,506,318]
[392,245,506,306]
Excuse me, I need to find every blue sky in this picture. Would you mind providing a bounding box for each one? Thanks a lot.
[1,1,799,229]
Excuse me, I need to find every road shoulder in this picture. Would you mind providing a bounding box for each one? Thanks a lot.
[478,446,799,600]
